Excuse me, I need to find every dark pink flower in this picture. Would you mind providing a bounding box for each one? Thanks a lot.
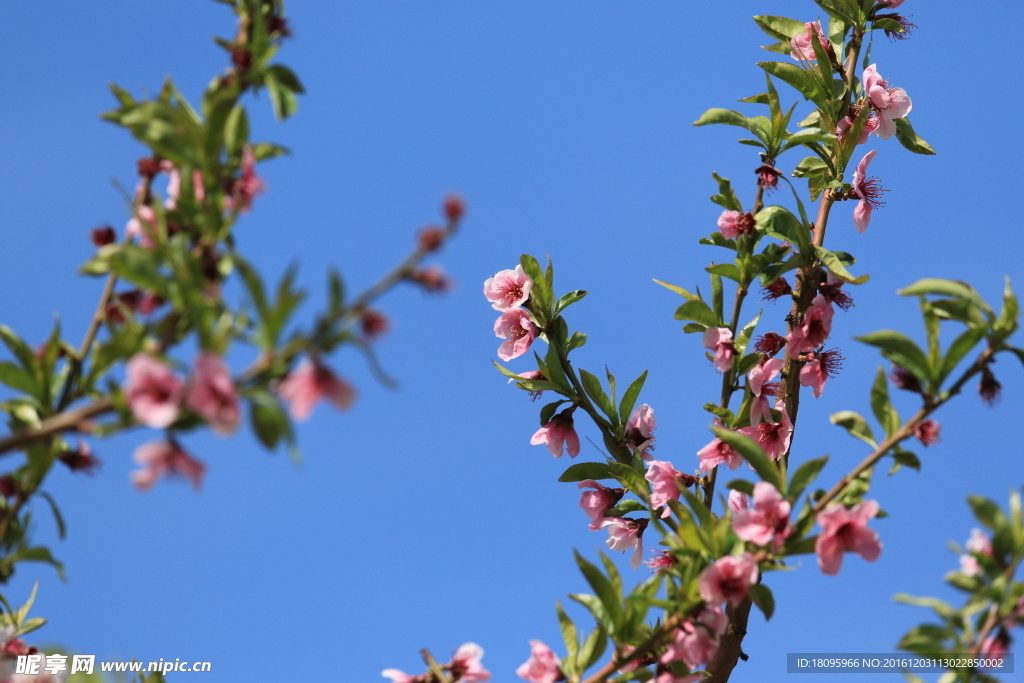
[601,517,648,570]
[578,479,624,530]
[59,440,101,475]
[698,553,759,607]
[787,295,834,354]
[697,433,743,473]
[277,358,355,422]
[124,354,184,429]
[790,21,830,62]
[703,327,735,373]
[799,348,844,399]
[738,407,793,461]
[645,550,677,574]
[483,266,533,311]
[226,146,265,212]
[661,605,727,670]
[531,412,580,458]
[980,629,1011,659]
[753,331,787,356]
[913,420,940,446]
[516,641,561,683]
[862,64,912,140]
[732,482,793,552]
[448,643,490,683]
[625,404,657,458]
[818,272,855,310]
[850,150,885,233]
[495,309,538,361]
[185,352,240,436]
[815,500,883,575]
[131,440,207,491]
[748,358,784,425]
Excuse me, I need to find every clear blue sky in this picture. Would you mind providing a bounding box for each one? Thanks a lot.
[1,1,1022,681]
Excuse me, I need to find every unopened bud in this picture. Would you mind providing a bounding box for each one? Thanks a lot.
[417,225,446,252]
[443,194,465,223]
[91,225,116,247]
[979,368,1002,406]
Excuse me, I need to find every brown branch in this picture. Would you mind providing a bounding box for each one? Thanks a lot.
[704,598,752,683]
[0,398,114,457]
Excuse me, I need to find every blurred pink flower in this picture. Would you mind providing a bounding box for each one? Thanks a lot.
[703,327,735,373]
[602,517,648,570]
[850,150,885,233]
[625,404,657,458]
[185,352,240,436]
[732,481,793,552]
[959,554,981,577]
[697,432,743,473]
[495,309,538,361]
[448,643,490,683]
[125,204,157,248]
[965,528,991,556]
[124,354,184,429]
[815,500,883,575]
[787,295,834,354]
[380,670,416,683]
[698,553,759,607]
[483,265,533,311]
[131,440,206,491]
[728,489,750,514]
[277,358,355,422]
[578,479,624,530]
[748,358,784,425]
[913,419,941,446]
[862,64,912,139]
[661,605,727,671]
[516,641,561,683]
[226,146,265,212]
[531,412,580,458]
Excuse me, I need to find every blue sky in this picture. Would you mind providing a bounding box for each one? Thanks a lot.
[1,1,1022,681]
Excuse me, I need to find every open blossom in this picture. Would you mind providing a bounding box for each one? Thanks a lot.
[625,404,657,458]
[578,479,624,530]
[697,431,743,473]
[959,554,981,577]
[277,358,355,422]
[516,640,561,683]
[661,605,727,670]
[185,352,240,435]
[836,109,880,145]
[790,21,830,61]
[850,150,885,233]
[815,500,883,575]
[716,210,753,239]
[531,412,580,458]
[698,553,759,607]
[124,354,184,429]
[702,327,734,373]
[733,482,793,552]
[818,272,854,310]
[645,460,695,518]
[483,265,533,311]
[602,517,648,570]
[448,643,490,683]
[748,358,784,425]
[862,64,912,140]
[494,309,538,361]
[131,440,206,491]
[738,406,792,461]
[787,295,834,354]
[799,348,844,399]
[645,550,677,573]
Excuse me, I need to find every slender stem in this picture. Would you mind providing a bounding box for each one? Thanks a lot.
[419,649,452,683]
[579,616,679,683]
[0,398,114,457]
[838,29,864,122]
[704,597,753,683]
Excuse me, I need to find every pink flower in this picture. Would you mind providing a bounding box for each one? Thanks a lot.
[850,150,885,233]
[516,641,561,683]
[645,460,688,518]
[836,111,880,145]
[124,354,184,429]
[58,440,102,475]
[125,204,157,248]
[185,352,240,436]
[656,674,703,683]
[697,433,744,473]
[815,500,883,575]
[737,406,792,461]
[703,327,735,373]
[495,309,538,361]
[531,412,580,458]
[862,64,912,140]
[226,146,265,212]
[717,210,741,239]
[980,629,1011,659]
[728,489,750,514]
[131,440,207,491]
[959,554,981,577]
[699,553,759,607]
[790,21,830,62]
[645,550,677,573]
[748,358,784,425]
[380,670,415,683]
[787,295,834,354]
[277,358,356,422]
[913,419,941,446]
[625,404,657,458]
[799,348,844,399]
[732,482,793,552]
[601,517,648,570]
[661,606,727,670]
[510,370,546,401]
[965,528,991,556]
[578,479,624,530]
[448,643,490,683]
[483,266,533,311]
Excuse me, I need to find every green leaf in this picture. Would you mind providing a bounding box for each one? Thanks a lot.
[938,328,986,386]
[580,369,616,423]
[0,326,39,377]
[0,362,38,397]
[757,61,825,107]
[249,391,291,451]
[682,323,708,334]
[558,462,614,483]
[711,273,724,320]
[654,280,698,300]
[224,105,250,157]
[736,353,764,377]
[898,278,992,319]
[706,263,742,282]
[890,447,920,473]
[605,500,648,517]
[574,551,623,629]
[725,479,755,496]
[569,593,610,627]
[753,15,807,41]
[747,584,775,620]
[815,246,868,284]
[830,411,877,447]
[37,492,66,540]
[520,254,550,312]
[265,64,305,94]
[556,290,588,314]
[674,300,720,327]
[735,311,762,355]
[265,71,299,121]
[869,366,900,437]
[892,593,955,619]
[894,117,936,155]
[757,205,811,257]
[792,155,830,178]
[788,455,829,501]
[2,547,65,581]
[539,400,568,426]
[556,602,579,665]
[710,172,742,212]
[577,626,607,672]
[711,426,784,493]
[694,108,749,128]
[857,333,931,388]
[608,462,650,500]
[968,495,1008,534]
[618,370,648,424]
[568,331,588,351]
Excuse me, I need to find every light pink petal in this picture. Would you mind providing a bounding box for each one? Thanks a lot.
[886,88,912,119]
[816,534,845,575]
[874,113,898,140]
